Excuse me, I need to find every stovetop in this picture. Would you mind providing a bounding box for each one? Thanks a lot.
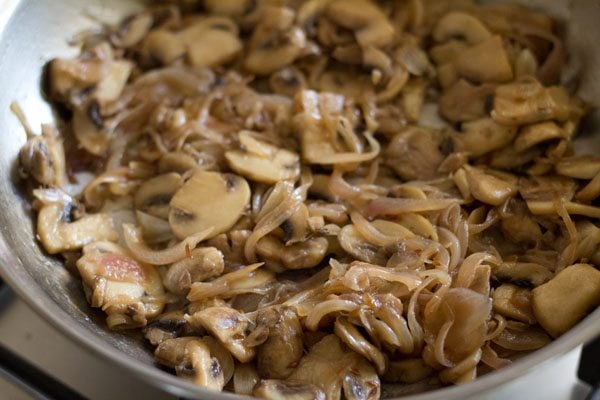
[0,286,594,400]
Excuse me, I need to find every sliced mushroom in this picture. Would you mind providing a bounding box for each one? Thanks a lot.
[245,6,306,75]
[253,380,326,400]
[429,40,470,65]
[256,307,304,379]
[77,241,165,329]
[256,235,329,271]
[144,310,191,345]
[492,324,551,351]
[462,165,518,206]
[439,80,496,123]
[159,151,198,174]
[72,102,111,156]
[225,131,300,184]
[492,284,536,324]
[112,12,153,48]
[134,173,183,219]
[492,78,577,125]
[555,156,600,180]
[164,247,224,295]
[19,125,67,188]
[155,337,227,390]
[514,121,565,152]
[493,261,552,287]
[385,126,447,181]
[342,359,380,400]
[532,263,600,337]
[325,0,395,48]
[338,224,384,265]
[178,17,242,68]
[454,118,517,157]
[36,192,117,254]
[187,306,256,362]
[94,60,133,105]
[433,12,492,45]
[443,35,513,87]
[46,58,104,102]
[169,170,250,240]
[141,30,186,65]
[269,67,306,97]
[204,0,251,17]
[187,263,273,301]
[234,363,261,395]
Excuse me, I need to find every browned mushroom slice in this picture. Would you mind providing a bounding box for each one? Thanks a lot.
[256,307,304,379]
[35,191,117,254]
[134,173,183,219]
[204,0,251,17]
[187,263,273,301]
[256,235,329,271]
[77,241,165,329]
[72,103,111,156]
[169,170,250,240]
[112,12,153,48]
[225,131,300,184]
[519,175,577,202]
[514,121,565,152]
[180,17,243,68]
[462,165,517,206]
[269,67,306,97]
[454,118,517,157]
[144,310,191,345]
[233,363,260,395]
[46,58,104,102]
[492,323,551,351]
[159,151,198,174]
[385,126,447,181]
[492,284,536,324]
[288,334,379,400]
[253,380,326,400]
[188,306,256,362]
[433,12,492,45]
[95,60,133,105]
[163,247,224,295]
[341,359,380,400]
[493,261,553,287]
[325,0,395,48]
[245,6,306,75]
[555,156,600,180]
[429,40,470,65]
[441,35,513,88]
[492,78,577,125]
[532,263,600,337]
[155,337,227,390]
[141,30,186,65]
[439,80,496,123]
[19,125,67,188]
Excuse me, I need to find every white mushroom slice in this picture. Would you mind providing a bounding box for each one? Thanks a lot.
[492,284,536,324]
[455,118,517,157]
[169,170,250,240]
[256,307,304,379]
[134,173,183,219]
[463,165,517,206]
[159,151,198,174]
[77,241,165,329]
[141,30,186,65]
[326,0,395,47]
[556,156,600,179]
[514,122,565,152]
[532,263,600,337]
[253,380,326,400]
[433,12,492,45]
[492,78,576,126]
[19,124,67,188]
[164,247,224,295]
[155,337,227,390]
[36,195,117,254]
[225,132,300,184]
[188,306,256,362]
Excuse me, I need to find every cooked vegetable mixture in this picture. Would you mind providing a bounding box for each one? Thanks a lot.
[17,0,600,398]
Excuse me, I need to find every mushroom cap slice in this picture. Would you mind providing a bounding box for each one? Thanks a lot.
[134,172,183,219]
[225,132,300,184]
[433,12,492,45]
[186,28,242,68]
[169,170,250,240]
[253,380,326,400]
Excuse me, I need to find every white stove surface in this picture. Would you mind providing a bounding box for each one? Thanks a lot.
[0,292,593,400]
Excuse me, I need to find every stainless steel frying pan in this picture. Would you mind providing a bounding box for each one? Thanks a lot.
[0,1,599,399]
